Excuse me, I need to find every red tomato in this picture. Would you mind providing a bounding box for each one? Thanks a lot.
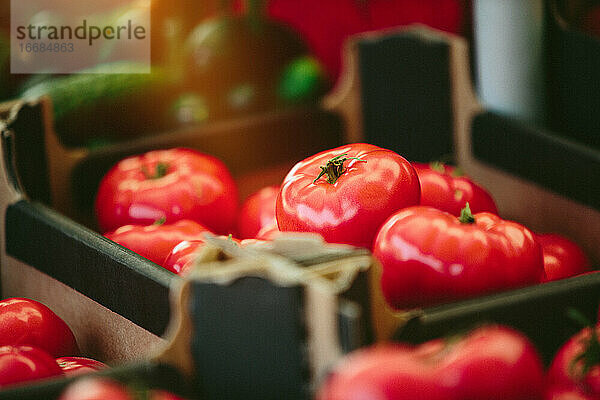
[58,378,187,400]
[545,387,596,400]
[58,378,132,400]
[547,324,600,398]
[162,240,205,275]
[255,223,280,241]
[318,325,544,400]
[367,0,463,34]
[412,162,498,216]
[163,236,241,274]
[0,298,79,357]
[95,148,238,235]
[237,186,279,239]
[536,233,591,282]
[55,357,107,376]
[105,220,212,266]
[373,205,544,309]
[0,345,63,388]
[277,143,420,249]
[264,0,463,80]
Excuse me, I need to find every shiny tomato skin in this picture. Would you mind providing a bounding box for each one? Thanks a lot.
[374,206,544,309]
[55,357,107,377]
[105,220,212,266]
[162,240,205,275]
[277,143,420,249]
[58,378,132,400]
[95,148,238,235]
[163,236,241,274]
[0,345,63,388]
[0,298,79,357]
[547,325,600,397]
[318,325,544,400]
[412,162,498,216]
[441,326,545,400]
[318,345,455,400]
[237,186,279,239]
[536,233,591,282]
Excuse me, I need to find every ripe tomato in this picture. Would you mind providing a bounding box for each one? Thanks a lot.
[547,324,600,398]
[545,387,596,400]
[105,220,212,266]
[255,223,279,240]
[412,162,498,216]
[373,205,544,309]
[95,148,238,235]
[0,298,79,357]
[277,143,420,249]
[318,325,544,400]
[265,0,463,80]
[55,357,107,376]
[536,233,591,282]
[162,236,241,274]
[58,378,187,400]
[0,345,63,388]
[162,240,205,275]
[237,186,279,239]
[58,378,132,400]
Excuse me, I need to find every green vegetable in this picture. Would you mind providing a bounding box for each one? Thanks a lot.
[20,61,167,122]
[278,56,328,103]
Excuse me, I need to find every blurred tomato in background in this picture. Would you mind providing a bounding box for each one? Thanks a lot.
[235,0,466,81]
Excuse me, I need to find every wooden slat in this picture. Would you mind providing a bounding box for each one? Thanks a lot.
[5,200,174,336]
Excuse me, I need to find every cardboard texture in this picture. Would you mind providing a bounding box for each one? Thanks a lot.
[154,235,393,400]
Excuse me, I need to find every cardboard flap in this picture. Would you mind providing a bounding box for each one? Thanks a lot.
[155,234,396,399]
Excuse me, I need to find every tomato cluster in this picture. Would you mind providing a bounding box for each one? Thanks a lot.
[318,317,600,400]
[274,143,592,308]
[0,298,106,389]
[95,145,593,308]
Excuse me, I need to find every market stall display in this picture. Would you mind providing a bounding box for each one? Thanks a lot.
[0,1,599,398]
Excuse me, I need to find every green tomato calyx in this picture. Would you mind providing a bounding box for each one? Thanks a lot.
[459,203,475,224]
[313,153,366,185]
[142,163,169,180]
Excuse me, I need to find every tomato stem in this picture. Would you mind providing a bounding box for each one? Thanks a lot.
[313,153,367,184]
[429,161,464,177]
[458,203,475,224]
[153,217,166,226]
[451,166,464,177]
[142,163,169,180]
[429,161,446,174]
[567,308,600,381]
